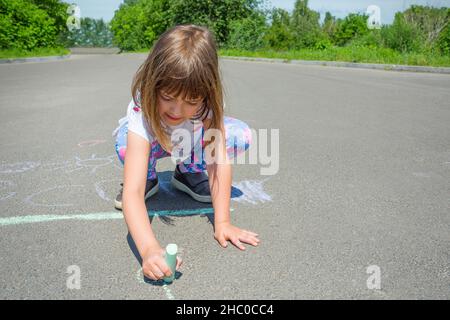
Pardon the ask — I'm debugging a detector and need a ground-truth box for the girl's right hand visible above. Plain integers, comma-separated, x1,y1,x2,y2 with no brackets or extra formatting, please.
142,246,183,281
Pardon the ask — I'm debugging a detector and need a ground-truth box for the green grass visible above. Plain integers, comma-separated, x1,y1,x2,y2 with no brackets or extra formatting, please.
120,48,152,54
3,45,448,67
0,47,70,59
218,46,450,67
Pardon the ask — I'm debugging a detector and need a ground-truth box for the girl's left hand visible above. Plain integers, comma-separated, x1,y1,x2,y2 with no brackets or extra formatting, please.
214,222,260,250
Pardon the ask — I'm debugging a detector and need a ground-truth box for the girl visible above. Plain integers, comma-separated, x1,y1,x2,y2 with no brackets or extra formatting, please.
112,24,260,282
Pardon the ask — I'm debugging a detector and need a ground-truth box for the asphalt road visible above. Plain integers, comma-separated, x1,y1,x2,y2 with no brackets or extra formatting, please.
0,53,449,299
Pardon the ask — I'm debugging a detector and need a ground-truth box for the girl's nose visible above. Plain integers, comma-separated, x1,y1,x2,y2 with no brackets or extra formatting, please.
169,104,183,117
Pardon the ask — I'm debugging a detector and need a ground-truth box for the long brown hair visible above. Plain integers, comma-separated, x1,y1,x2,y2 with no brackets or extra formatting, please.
131,24,225,153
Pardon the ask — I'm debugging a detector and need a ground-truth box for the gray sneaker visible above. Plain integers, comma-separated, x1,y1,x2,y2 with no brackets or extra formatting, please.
171,165,212,203
114,178,159,210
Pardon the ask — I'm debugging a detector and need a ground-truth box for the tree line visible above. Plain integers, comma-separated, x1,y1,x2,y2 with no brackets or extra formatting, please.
111,0,449,55
0,0,114,49
1,0,449,56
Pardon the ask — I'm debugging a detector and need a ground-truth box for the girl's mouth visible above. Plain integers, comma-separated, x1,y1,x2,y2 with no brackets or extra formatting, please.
165,113,182,121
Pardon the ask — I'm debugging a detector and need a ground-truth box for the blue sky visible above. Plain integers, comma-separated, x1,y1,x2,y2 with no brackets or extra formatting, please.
66,0,450,24
271,0,450,24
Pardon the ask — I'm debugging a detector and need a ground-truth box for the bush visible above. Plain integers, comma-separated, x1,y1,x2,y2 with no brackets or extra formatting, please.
29,0,68,36
168,0,263,48
0,0,60,50
403,5,450,49
349,29,383,48
227,12,268,50
436,24,450,55
263,7,295,50
381,12,424,53
313,37,333,50
334,13,369,46
110,0,265,51
290,0,322,49
110,1,155,51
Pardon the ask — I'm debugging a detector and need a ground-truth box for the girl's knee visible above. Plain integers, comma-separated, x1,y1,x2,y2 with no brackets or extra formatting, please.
224,117,252,156
116,144,127,164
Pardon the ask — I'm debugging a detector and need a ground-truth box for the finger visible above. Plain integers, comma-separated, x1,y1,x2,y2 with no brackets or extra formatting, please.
240,233,260,245
231,237,246,250
147,262,165,279
240,235,260,246
142,266,156,280
217,236,228,248
155,260,172,277
176,256,183,270
151,267,164,280
243,233,260,242
144,270,158,281
243,229,259,237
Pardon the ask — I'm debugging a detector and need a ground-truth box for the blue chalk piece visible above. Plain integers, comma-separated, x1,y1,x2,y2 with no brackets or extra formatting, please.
163,243,178,283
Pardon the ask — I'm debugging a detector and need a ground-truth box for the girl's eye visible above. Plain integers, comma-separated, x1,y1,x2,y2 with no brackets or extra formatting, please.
163,95,198,105
161,92,201,105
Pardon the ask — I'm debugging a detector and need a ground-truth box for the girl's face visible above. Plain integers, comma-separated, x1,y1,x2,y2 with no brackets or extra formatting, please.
157,89,204,125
